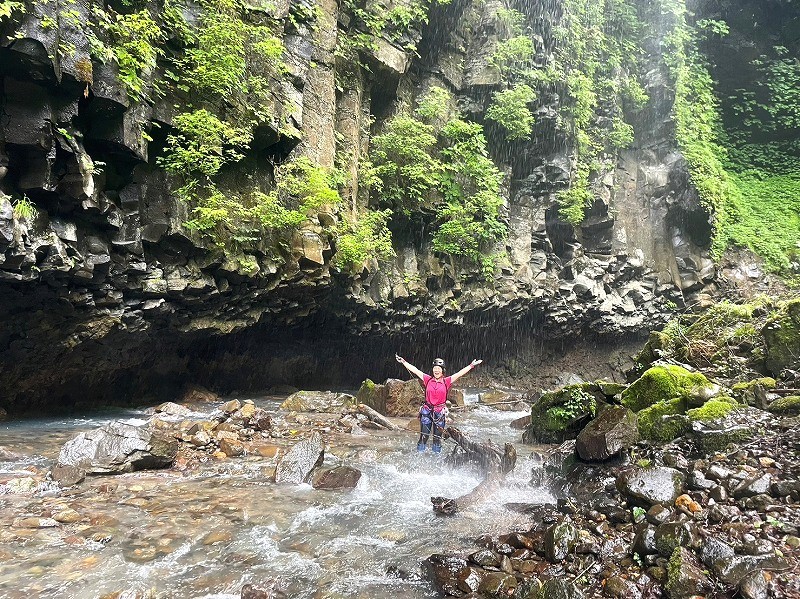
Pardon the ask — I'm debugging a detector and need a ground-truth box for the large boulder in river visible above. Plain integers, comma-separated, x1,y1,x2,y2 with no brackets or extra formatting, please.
274,432,324,484
57,421,178,474
576,406,638,461
356,378,465,416
280,390,354,412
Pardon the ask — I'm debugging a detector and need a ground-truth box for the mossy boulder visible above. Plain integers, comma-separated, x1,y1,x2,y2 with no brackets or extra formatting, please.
524,383,603,444
637,399,690,442
622,365,718,412
596,379,628,397
768,395,800,415
763,298,800,376
666,547,712,598
688,406,772,452
686,396,739,422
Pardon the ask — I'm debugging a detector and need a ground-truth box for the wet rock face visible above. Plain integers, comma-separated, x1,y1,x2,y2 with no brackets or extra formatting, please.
0,0,722,414
617,466,686,507
576,406,639,461
273,431,324,484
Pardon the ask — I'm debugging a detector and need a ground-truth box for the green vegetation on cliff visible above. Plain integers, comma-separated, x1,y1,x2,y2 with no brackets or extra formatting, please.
549,0,647,225
660,0,800,277
367,111,507,276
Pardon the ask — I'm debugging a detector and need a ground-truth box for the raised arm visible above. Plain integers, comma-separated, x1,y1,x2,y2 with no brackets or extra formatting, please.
395,354,426,382
450,359,482,384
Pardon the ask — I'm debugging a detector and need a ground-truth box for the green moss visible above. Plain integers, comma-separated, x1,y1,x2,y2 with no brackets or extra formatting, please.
528,384,601,443
732,378,775,392
596,380,627,397
768,395,800,415
621,365,712,412
637,398,689,442
665,547,683,593
687,397,738,422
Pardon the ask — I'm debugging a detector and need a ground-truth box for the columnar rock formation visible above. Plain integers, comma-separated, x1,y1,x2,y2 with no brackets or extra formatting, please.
0,0,775,413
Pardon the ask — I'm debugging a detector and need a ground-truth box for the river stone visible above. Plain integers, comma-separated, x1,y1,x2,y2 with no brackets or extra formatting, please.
280,390,354,412
457,566,483,593
423,554,470,596
180,384,219,403
274,432,324,484
732,473,772,499
477,571,516,596
617,466,685,506
219,438,245,457
241,581,277,599
311,465,361,489
544,520,577,562
538,579,584,599
576,406,638,461
469,548,501,567
666,547,712,598
739,570,769,599
604,574,641,598
57,421,178,474
711,553,791,586
632,524,657,556
655,521,691,557
510,415,531,429
53,508,82,523
51,464,86,486
154,402,193,417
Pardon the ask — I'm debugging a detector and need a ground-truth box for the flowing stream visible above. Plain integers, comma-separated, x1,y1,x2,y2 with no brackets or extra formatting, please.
0,392,553,598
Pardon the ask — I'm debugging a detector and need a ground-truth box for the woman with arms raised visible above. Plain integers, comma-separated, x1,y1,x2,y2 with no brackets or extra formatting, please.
395,355,482,453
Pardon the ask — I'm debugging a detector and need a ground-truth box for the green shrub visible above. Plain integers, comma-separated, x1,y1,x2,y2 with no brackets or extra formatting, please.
491,35,535,78
335,209,395,269
12,195,37,221
158,109,252,181
416,86,454,126
368,116,443,211
434,119,507,276
103,9,165,100
486,84,537,140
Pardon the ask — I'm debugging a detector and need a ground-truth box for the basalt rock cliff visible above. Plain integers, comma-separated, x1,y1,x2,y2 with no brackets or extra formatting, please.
0,0,793,414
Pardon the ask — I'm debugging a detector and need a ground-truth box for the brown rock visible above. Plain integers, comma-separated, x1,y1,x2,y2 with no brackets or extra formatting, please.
220,438,245,457
312,466,362,489
180,384,219,404
51,464,86,486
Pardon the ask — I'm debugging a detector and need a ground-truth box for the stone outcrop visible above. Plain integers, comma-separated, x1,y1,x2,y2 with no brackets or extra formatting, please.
0,0,731,414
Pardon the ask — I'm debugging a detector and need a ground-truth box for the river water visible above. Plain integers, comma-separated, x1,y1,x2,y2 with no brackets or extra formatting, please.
0,392,554,598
